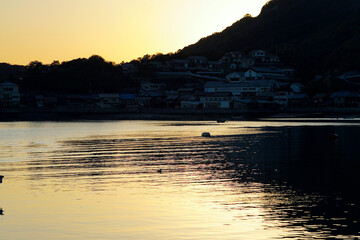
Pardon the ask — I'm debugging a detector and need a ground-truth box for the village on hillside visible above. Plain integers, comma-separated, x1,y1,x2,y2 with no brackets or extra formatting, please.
1,49,360,118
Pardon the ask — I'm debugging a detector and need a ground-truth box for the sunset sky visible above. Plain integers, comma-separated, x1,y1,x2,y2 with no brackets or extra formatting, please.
1,0,269,65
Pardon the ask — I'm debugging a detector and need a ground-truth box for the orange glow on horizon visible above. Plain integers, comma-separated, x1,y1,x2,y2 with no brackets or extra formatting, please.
0,0,269,65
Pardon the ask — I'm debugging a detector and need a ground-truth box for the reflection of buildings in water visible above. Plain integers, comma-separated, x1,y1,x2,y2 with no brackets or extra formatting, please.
208,127,360,239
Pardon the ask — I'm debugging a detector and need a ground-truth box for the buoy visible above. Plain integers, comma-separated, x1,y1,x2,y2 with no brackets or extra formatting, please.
330,133,339,141
202,132,211,137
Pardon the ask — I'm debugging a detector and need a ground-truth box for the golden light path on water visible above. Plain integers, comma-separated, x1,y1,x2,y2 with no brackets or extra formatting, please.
0,120,360,239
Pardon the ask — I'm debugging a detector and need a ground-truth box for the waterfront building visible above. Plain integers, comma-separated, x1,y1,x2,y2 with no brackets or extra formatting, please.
0,82,20,108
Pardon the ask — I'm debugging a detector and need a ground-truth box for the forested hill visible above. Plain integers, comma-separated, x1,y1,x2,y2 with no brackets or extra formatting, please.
177,0,360,80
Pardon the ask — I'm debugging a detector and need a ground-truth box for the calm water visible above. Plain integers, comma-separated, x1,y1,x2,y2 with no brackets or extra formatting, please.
1,120,360,239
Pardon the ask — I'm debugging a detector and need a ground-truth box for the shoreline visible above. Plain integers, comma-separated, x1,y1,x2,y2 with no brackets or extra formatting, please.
1,107,360,122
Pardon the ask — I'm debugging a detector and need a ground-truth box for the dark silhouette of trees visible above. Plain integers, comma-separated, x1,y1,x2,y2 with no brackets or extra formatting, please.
21,55,138,93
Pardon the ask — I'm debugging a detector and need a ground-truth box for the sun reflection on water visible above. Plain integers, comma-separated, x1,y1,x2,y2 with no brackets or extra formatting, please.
1,120,360,239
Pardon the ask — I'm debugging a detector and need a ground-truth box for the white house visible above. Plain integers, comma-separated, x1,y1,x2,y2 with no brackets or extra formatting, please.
249,50,280,63
0,82,20,107
249,50,266,59
244,68,264,80
200,92,233,109
274,91,294,106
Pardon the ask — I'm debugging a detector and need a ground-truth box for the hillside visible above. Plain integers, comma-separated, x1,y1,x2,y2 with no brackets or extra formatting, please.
177,0,360,81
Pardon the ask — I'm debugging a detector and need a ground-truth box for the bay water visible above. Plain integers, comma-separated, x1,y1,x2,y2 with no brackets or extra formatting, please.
0,120,360,239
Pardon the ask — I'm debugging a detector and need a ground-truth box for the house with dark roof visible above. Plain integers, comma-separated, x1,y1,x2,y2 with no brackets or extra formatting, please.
95,93,120,108
0,82,20,107
169,59,190,71
245,67,288,81
204,80,278,98
331,91,360,107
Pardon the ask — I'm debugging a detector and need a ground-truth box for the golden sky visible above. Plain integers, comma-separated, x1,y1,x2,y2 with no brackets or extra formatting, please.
0,0,269,65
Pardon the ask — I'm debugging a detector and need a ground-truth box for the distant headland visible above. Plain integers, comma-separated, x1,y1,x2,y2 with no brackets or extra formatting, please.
2,0,360,120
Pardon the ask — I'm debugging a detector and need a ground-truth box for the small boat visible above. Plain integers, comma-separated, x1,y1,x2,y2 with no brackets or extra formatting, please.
0,175,3,183
201,132,211,137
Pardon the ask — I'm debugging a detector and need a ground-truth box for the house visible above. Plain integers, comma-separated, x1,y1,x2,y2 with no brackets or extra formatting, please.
120,93,137,108
331,91,349,107
96,93,120,108
181,101,203,109
121,63,138,74
233,99,276,110
170,59,190,71
244,68,264,80
290,83,304,93
0,82,20,108
141,82,166,92
245,67,288,81
188,56,208,65
313,93,331,106
225,72,247,82
221,52,243,63
249,50,266,61
263,53,280,63
201,92,233,109
221,52,255,71
136,97,152,108
279,66,296,80
166,94,180,108
331,91,360,107
256,99,278,109
274,90,294,107
239,57,255,69
339,71,360,80
207,61,223,72
35,95,44,107
43,95,58,107
177,88,195,95
67,94,95,107
339,71,360,85
204,80,278,97
233,99,253,111
288,94,310,107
